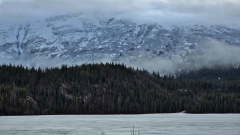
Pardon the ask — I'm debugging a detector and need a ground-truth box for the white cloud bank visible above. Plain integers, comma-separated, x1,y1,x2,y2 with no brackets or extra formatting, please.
122,40,240,73
0,0,240,27
185,40,240,69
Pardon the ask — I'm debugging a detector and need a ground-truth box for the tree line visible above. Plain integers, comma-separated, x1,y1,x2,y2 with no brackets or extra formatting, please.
0,63,240,115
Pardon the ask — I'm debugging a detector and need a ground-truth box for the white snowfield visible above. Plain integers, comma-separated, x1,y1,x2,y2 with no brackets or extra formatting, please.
0,114,240,135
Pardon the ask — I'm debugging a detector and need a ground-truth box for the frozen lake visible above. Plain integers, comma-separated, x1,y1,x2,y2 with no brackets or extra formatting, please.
0,114,240,135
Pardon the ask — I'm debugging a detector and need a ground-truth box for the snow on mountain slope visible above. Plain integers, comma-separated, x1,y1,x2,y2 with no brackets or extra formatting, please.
0,12,240,72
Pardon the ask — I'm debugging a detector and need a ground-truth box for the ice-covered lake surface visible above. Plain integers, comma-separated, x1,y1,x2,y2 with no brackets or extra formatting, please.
0,114,240,135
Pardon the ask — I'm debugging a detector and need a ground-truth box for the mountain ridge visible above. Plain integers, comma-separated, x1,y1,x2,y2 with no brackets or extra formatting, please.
1,12,240,72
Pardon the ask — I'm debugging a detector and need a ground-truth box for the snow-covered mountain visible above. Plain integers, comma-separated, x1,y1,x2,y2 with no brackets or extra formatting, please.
1,12,240,71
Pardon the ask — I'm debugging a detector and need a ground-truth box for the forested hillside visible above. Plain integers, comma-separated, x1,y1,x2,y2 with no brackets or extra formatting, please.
0,63,240,115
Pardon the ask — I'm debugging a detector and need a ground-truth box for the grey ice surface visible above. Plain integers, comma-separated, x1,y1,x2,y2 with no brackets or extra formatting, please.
0,114,240,135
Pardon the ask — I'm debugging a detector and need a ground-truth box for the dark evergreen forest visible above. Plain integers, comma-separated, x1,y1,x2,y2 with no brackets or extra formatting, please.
0,63,240,115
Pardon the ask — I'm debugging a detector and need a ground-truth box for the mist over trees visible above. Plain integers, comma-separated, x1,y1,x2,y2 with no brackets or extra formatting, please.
0,63,240,115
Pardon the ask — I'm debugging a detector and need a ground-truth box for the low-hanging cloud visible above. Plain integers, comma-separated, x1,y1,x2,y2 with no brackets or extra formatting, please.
185,40,240,70
0,0,240,27
113,39,240,74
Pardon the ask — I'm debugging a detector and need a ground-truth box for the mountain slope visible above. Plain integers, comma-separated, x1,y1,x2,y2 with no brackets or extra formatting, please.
1,12,240,70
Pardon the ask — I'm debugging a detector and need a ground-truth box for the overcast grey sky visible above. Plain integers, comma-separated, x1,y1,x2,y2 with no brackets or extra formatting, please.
0,0,240,26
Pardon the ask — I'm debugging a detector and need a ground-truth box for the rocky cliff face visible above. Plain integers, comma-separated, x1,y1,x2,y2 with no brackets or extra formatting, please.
1,12,240,70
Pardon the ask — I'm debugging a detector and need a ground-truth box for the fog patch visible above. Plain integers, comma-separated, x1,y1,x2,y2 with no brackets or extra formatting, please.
116,40,240,73
130,57,177,74
0,56,113,69
0,57,68,68
185,40,240,70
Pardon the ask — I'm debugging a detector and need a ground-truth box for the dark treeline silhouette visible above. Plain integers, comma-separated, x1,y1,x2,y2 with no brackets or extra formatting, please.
0,63,240,115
